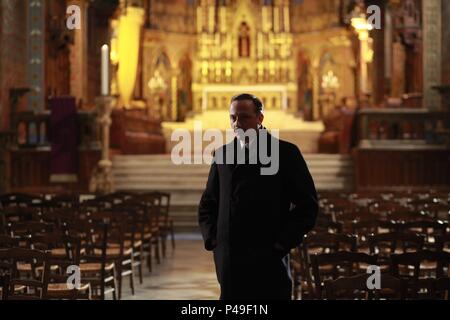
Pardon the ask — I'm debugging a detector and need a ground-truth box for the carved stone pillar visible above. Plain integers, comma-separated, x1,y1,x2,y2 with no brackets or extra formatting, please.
89,96,117,194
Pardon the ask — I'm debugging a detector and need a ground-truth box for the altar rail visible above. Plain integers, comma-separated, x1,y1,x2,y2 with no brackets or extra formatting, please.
353,108,450,191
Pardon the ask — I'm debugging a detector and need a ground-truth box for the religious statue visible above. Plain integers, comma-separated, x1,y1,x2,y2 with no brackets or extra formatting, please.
238,22,250,58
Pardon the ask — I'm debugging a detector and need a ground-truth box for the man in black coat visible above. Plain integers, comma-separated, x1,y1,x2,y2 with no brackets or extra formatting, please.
198,94,318,300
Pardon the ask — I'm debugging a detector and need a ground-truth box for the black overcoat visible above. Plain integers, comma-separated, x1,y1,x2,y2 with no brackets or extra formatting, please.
198,133,318,300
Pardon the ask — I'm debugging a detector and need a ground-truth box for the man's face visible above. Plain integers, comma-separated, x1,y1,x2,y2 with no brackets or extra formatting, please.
229,99,264,133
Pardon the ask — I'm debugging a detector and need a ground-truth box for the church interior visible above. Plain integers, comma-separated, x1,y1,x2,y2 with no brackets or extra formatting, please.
0,0,449,300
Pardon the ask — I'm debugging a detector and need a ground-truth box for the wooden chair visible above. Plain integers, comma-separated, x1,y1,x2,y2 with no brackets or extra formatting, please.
370,201,412,219
351,219,399,236
0,248,51,300
0,193,43,208
49,194,81,208
314,219,343,234
398,220,448,249
324,273,405,300
70,220,117,300
151,191,175,256
303,232,357,255
435,234,450,252
311,251,378,299
6,221,54,238
30,233,91,300
432,277,450,300
409,200,449,219
89,211,134,299
368,232,425,272
136,193,163,269
105,203,145,285
0,235,20,249
0,273,10,300
351,219,399,253
390,250,450,299
292,232,355,299
1,207,42,226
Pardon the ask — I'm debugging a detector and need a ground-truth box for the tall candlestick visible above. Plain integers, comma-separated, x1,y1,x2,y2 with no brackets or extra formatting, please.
101,44,110,96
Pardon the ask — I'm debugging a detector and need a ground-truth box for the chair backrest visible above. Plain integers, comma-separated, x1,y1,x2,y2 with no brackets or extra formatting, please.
368,232,425,256
351,219,399,236
398,220,448,243
1,207,42,225
435,234,450,252
370,201,412,218
433,277,450,300
89,211,130,252
390,250,450,283
303,232,357,254
0,273,10,300
314,218,343,234
31,233,81,264
324,273,405,300
389,209,431,221
6,221,54,239
0,235,20,249
0,193,42,208
152,192,171,216
0,248,51,300
311,251,378,299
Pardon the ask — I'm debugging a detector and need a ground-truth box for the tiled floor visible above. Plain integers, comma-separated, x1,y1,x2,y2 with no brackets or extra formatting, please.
121,234,220,300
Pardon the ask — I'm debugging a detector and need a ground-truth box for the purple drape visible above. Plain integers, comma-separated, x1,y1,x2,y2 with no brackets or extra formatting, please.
49,96,78,183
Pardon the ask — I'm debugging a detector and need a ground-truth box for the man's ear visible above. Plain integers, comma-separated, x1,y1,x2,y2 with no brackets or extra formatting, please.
259,113,264,124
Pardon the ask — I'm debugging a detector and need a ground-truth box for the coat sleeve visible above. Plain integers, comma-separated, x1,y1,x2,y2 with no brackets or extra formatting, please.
277,144,318,252
198,158,220,251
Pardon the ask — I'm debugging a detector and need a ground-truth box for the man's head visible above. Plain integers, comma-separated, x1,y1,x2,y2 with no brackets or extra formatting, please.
229,93,264,133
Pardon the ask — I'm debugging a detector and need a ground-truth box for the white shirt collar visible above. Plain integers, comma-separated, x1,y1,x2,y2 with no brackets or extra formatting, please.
239,136,255,149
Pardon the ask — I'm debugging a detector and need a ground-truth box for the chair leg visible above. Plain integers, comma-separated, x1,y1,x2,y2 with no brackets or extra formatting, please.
129,271,135,296
146,241,153,272
133,247,144,285
112,267,118,301
170,222,175,250
162,233,167,258
138,263,143,284
116,263,123,300
154,237,161,265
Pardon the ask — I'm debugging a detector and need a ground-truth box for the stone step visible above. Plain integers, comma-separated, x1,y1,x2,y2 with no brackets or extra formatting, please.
114,167,353,179
113,153,352,161
114,180,353,192
112,153,355,232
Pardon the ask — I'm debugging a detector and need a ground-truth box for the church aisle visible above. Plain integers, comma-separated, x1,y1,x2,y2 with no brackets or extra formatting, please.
121,237,220,300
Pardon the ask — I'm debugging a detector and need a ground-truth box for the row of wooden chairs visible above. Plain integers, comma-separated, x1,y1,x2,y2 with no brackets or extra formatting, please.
293,240,450,300
0,191,175,300
323,273,450,300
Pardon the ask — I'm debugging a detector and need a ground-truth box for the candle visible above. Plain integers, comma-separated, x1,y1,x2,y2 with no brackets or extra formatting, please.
101,44,110,96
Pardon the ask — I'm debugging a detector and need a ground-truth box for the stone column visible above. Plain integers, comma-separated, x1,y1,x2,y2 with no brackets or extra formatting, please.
27,0,46,112
68,0,89,104
442,0,450,86
422,0,442,109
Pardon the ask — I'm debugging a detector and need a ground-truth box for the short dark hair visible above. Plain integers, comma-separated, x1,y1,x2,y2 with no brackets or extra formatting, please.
231,93,264,114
